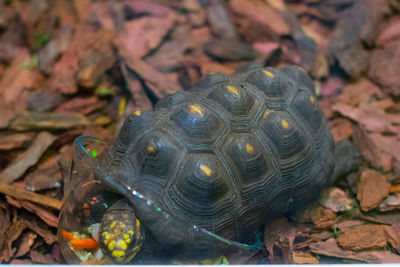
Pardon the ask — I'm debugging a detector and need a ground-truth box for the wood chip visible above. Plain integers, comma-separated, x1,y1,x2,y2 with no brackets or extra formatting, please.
0,132,57,184
122,51,181,99
0,183,61,210
357,169,391,212
319,187,354,212
15,231,37,257
384,224,400,254
30,250,56,264
26,219,57,245
292,251,319,264
337,224,387,250
310,238,400,263
0,133,34,150
9,112,89,131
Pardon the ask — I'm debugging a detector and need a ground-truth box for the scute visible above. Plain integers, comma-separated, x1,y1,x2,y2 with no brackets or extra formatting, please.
155,91,187,109
291,89,322,133
113,111,154,156
222,133,277,187
167,153,238,221
132,131,183,186
170,103,227,147
258,110,314,164
245,68,294,101
208,84,255,117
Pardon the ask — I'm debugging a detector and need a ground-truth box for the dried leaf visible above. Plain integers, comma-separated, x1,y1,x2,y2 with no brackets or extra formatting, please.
320,76,345,97
337,78,383,107
38,26,73,75
120,63,152,110
329,118,353,144
369,40,400,96
337,224,387,250
0,50,44,107
352,127,397,171
27,91,65,112
0,132,57,184
122,52,181,99
114,11,176,58
204,37,258,62
76,38,116,88
48,25,113,94
55,96,106,115
357,169,391,212
332,102,400,135
207,1,238,39
229,0,290,43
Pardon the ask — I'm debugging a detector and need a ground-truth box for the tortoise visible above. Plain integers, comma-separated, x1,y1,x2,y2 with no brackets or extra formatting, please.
58,64,334,264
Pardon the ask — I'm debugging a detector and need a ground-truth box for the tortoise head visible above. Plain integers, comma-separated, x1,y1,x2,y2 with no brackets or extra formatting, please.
99,200,145,264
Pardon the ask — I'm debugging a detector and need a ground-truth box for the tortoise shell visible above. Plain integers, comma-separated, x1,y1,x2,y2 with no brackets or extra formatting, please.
101,64,334,248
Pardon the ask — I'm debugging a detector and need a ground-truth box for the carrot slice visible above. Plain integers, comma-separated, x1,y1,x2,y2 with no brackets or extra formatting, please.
70,238,99,250
62,230,75,241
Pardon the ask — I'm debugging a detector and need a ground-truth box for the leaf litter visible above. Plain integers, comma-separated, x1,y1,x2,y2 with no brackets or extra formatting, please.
0,0,399,264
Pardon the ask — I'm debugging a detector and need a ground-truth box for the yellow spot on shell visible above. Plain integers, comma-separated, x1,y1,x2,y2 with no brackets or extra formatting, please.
200,164,213,176
245,143,254,154
310,95,315,104
226,85,239,96
108,241,115,251
281,119,290,129
102,231,109,237
147,145,156,154
129,230,134,236
189,104,203,116
110,222,116,229
263,110,273,118
112,250,125,258
134,110,141,116
117,240,127,250
263,70,274,78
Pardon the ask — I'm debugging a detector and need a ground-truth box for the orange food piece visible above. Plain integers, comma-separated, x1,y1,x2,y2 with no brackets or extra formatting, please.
82,259,104,265
62,230,75,241
63,230,99,250
70,238,99,250
391,185,400,193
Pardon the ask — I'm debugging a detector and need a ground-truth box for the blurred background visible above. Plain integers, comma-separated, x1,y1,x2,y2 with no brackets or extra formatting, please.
0,0,400,264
